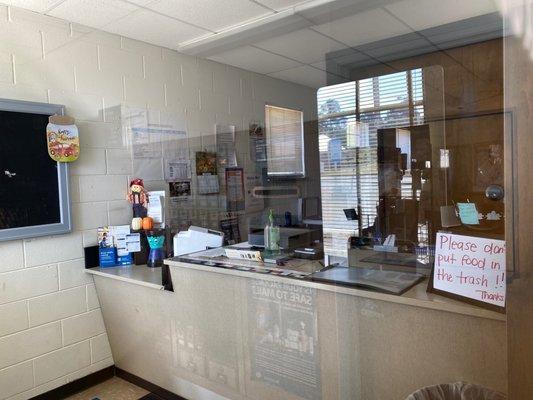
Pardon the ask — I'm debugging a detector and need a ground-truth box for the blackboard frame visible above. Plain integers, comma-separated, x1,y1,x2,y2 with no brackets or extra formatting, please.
0,98,71,241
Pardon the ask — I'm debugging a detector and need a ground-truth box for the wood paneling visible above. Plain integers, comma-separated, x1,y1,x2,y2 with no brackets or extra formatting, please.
351,40,506,240
350,39,504,118
504,35,533,399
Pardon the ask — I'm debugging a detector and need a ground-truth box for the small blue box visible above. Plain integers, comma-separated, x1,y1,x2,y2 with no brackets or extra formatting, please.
116,253,133,266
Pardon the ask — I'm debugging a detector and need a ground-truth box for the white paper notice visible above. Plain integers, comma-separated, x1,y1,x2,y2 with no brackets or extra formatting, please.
433,232,506,307
110,225,131,256
148,191,165,227
165,160,191,181
125,233,141,252
197,174,219,195
215,124,237,167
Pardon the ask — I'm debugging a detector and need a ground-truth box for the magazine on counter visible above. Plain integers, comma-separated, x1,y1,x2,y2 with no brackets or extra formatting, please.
310,266,424,295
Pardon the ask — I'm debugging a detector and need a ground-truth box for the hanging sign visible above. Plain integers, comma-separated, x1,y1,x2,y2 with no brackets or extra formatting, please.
46,115,79,162
428,232,506,310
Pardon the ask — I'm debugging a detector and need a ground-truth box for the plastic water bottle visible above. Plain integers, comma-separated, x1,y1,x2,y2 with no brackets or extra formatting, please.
264,209,280,252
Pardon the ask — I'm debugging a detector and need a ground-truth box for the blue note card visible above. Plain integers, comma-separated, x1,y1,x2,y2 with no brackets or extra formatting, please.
457,203,479,225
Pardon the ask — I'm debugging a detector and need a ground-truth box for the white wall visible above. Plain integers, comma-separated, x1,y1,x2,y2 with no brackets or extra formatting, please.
0,5,317,399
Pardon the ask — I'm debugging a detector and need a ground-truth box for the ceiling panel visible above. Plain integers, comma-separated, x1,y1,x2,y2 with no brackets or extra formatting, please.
313,7,411,48
143,0,271,32
254,0,312,11
3,0,503,90
254,28,347,64
123,0,156,5
107,9,210,49
310,50,368,78
47,0,138,28
208,45,302,74
311,60,327,71
385,0,498,31
268,65,335,88
1,0,63,12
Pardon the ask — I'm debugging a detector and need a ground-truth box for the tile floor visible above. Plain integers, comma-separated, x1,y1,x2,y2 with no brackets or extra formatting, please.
64,377,150,400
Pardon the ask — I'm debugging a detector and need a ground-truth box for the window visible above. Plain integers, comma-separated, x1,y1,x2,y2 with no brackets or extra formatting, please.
317,68,425,257
265,105,305,177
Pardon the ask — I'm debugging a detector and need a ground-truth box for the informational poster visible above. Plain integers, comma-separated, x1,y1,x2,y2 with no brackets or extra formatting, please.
169,181,191,201
248,279,321,400
124,108,153,158
219,217,241,245
125,233,141,252
249,122,266,163
433,232,506,307
225,167,245,212
147,191,165,228
195,151,217,175
196,151,219,195
216,124,237,168
166,160,191,181
124,106,188,182
198,175,219,195
101,225,131,256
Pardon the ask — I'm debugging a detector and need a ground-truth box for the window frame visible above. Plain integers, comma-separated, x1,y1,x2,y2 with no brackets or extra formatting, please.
264,103,306,178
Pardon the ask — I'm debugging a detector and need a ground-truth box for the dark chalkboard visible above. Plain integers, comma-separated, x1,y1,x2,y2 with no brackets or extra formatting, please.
0,99,71,241
0,111,60,229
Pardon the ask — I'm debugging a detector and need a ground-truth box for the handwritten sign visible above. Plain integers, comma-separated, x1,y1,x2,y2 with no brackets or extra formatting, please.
433,232,506,307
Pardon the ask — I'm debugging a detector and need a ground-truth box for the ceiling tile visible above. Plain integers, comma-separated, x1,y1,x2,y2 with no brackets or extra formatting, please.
208,45,301,74
313,7,411,48
144,0,271,32
254,0,311,11
254,28,347,64
310,57,352,80
268,65,333,88
106,9,210,49
384,0,499,31
47,0,138,28
124,0,156,5
311,60,326,71
1,0,63,13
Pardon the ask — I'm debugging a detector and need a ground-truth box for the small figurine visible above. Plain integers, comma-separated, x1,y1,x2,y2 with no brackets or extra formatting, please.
127,178,148,219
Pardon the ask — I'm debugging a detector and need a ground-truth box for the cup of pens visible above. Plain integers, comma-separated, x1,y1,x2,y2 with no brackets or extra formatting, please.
146,231,165,268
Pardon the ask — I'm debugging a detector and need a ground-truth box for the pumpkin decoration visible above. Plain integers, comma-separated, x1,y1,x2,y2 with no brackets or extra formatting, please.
142,216,154,230
131,217,142,231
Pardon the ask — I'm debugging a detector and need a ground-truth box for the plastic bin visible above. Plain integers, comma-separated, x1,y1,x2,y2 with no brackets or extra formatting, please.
405,382,506,400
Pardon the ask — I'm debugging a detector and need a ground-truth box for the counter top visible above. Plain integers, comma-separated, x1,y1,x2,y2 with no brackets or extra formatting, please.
165,257,506,322
84,254,505,322
85,264,164,290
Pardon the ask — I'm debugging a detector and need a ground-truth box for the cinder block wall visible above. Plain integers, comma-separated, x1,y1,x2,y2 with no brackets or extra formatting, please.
0,5,317,399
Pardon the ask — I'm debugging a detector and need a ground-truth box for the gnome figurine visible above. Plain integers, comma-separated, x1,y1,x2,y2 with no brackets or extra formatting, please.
127,178,148,220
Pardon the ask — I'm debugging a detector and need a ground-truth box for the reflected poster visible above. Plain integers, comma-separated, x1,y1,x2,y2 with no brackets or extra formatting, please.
248,279,321,400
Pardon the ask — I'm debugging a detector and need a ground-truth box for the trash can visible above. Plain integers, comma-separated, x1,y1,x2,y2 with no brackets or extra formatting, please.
405,382,506,400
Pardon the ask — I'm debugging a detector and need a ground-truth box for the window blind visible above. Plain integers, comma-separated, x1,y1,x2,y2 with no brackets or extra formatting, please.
265,105,305,176
317,68,424,257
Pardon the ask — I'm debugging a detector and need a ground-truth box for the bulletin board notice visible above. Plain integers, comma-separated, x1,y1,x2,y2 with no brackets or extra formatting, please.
430,232,506,308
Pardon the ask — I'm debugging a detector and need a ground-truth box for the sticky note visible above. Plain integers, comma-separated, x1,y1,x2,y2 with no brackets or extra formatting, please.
457,203,479,225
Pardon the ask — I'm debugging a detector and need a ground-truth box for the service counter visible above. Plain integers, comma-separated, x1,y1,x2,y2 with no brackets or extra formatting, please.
86,254,507,400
